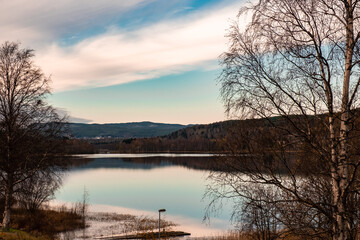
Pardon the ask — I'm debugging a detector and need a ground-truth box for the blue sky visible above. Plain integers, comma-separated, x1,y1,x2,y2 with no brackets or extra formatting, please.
2,0,246,124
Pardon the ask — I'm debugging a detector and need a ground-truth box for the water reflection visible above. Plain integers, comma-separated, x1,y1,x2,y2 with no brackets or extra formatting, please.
55,154,233,237
71,153,220,171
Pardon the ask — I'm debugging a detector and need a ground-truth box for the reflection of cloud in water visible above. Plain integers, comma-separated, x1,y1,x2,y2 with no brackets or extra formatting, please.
56,155,234,238
58,166,221,220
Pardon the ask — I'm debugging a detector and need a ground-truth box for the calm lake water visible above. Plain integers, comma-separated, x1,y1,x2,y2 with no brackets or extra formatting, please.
54,154,234,237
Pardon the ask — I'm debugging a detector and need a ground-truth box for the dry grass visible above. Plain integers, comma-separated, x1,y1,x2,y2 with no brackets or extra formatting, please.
12,209,82,233
208,231,329,240
0,229,51,240
207,231,252,240
0,204,85,239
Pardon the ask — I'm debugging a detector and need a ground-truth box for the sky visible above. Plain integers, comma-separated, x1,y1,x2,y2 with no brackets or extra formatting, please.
1,0,246,124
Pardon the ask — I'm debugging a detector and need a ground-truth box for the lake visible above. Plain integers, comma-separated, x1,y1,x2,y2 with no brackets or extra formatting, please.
54,154,234,238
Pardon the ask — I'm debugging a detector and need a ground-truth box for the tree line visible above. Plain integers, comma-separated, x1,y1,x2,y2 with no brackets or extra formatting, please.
64,120,236,153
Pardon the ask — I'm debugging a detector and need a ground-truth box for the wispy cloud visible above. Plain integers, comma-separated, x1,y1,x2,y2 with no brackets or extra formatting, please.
0,0,245,92
0,0,146,47
39,3,244,91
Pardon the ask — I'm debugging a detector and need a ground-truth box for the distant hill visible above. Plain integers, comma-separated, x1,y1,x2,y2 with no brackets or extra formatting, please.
64,120,235,153
68,121,189,139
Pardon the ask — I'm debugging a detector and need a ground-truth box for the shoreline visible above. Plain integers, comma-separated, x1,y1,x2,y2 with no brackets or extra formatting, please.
50,201,230,239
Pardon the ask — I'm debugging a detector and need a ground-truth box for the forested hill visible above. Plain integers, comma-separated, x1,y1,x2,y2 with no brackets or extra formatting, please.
68,121,189,138
65,118,286,153
65,120,238,153
115,120,240,153
165,121,231,140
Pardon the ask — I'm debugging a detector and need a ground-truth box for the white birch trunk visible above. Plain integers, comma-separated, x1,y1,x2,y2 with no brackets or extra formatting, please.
2,183,13,231
331,1,354,239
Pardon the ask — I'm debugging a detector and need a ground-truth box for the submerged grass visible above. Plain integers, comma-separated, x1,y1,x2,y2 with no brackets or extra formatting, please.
62,211,178,239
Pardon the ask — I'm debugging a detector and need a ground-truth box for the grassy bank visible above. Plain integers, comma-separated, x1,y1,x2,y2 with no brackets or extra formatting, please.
0,229,50,240
0,205,86,240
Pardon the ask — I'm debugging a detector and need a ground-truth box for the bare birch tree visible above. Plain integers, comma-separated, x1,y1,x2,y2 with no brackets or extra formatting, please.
207,1,360,240
0,42,66,230
15,171,63,213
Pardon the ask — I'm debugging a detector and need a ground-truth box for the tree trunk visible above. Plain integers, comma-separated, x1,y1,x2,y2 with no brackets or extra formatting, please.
2,180,13,231
331,1,355,239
